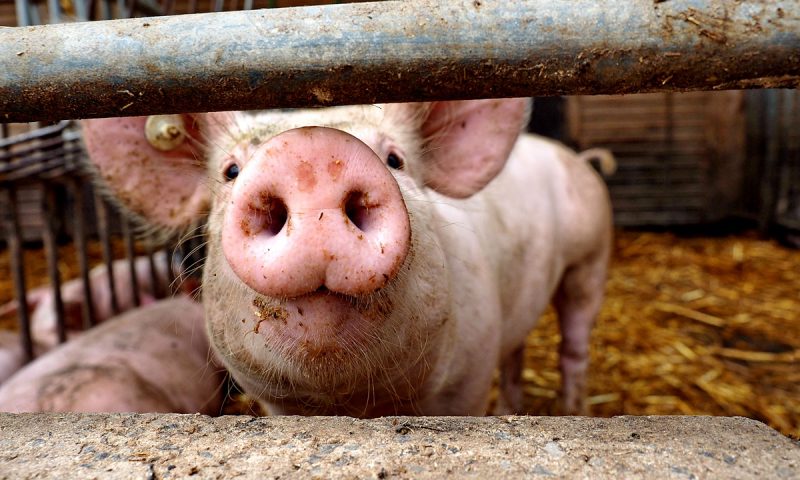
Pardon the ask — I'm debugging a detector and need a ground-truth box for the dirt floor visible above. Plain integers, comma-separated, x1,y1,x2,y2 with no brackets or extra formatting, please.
1,230,798,438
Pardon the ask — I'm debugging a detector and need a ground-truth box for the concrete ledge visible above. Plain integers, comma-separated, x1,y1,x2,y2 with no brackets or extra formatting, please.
0,414,797,479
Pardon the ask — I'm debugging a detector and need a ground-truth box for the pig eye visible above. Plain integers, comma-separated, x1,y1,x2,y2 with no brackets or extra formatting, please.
224,163,240,181
386,152,404,170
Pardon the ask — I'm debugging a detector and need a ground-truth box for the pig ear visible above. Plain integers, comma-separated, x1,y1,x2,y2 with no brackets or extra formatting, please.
418,99,530,198
81,112,229,232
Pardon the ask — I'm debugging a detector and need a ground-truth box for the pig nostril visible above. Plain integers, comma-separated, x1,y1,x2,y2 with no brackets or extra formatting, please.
344,191,373,231
264,197,288,236
245,196,288,237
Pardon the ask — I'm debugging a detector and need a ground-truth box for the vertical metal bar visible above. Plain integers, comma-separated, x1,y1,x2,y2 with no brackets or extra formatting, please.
125,0,136,18
99,0,112,20
1,187,33,362
14,0,30,27
28,1,41,26
74,0,89,20
775,90,791,220
145,243,162,300
94,194,119,315
120,217,141,307
47,0,61,24
163,0,175,15
68,177,95,329
41,184,67,344
87,0,98,20
759,90,781,232
214,0,224,12
243,0,253,10
165,246,176,295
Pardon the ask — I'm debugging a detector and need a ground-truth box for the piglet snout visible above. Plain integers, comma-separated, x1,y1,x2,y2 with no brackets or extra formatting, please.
222,127,410,298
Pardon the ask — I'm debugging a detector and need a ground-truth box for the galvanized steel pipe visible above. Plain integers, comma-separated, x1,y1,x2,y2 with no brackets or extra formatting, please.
1,0,799,122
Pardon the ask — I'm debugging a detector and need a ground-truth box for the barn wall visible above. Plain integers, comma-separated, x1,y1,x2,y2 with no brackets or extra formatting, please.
566,91,746,226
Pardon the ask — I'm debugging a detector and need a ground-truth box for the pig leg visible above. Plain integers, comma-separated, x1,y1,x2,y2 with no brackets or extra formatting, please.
553,255,608,415
495,345,525,415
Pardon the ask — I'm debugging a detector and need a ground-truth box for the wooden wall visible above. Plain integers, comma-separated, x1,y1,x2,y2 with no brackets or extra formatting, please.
566,91,746,226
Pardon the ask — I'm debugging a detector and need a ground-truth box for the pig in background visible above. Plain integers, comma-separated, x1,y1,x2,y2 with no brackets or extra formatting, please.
0,251,203,385
68,98,613,417
0,296,224,414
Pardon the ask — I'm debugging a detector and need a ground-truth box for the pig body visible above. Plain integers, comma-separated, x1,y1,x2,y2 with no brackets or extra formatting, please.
0,331,30,385
0,296,223,414
0,252,172,352
82,100,612,417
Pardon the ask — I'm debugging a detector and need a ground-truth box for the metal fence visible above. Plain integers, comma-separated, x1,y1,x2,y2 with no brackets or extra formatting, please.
0,0,799,365
0,0,241,364
2,1,798,122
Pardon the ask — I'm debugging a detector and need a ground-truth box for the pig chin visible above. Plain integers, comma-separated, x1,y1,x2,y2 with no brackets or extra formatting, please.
251,290,391,356
216,289,402,401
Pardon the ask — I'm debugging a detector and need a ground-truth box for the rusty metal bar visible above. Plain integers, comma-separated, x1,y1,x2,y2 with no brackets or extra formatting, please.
47,0,61,24
145,244,162,299
120,217,141,307
2,0,799,122
41,184,67,345
74,0,90,21
165,246,176,295
0,187,33,362
93,193,120,315
68,177,96,329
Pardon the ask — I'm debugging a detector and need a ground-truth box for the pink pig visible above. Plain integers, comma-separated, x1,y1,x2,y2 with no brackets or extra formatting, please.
81,99,613,417
0,296,223,414
0,251,184,352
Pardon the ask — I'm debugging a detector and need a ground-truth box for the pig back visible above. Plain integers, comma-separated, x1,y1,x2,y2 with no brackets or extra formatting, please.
431,134,612,356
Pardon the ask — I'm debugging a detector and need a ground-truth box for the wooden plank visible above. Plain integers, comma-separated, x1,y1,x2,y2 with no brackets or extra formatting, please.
577,118,708,132
579,131,707,144
606,176,706,187
613,210,706,226
609,185,708,198
597,144,708,156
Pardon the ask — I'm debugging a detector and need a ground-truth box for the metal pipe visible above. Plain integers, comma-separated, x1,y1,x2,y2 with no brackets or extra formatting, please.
1,187,33,362
1,0,798,123
165,246,176,295
47,0,61,24
759,89,781,232
120,217,141,307
41,184,67,345
74,0,90,21
14,0,31,27
93,193,120,315
68,177,96,329
99,0,112,21
145,244,162,299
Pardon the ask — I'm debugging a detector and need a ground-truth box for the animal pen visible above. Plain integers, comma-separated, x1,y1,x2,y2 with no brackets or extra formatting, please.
0,0,799,477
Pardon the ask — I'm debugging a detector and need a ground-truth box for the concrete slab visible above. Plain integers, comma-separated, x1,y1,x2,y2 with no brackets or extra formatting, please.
0,414,797,479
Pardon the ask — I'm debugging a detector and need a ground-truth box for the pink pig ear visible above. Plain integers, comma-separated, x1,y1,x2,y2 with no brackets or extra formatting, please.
81,112,229,232
417,98,530,198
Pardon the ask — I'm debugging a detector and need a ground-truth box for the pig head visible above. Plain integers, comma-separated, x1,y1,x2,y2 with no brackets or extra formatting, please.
81,100,612,416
